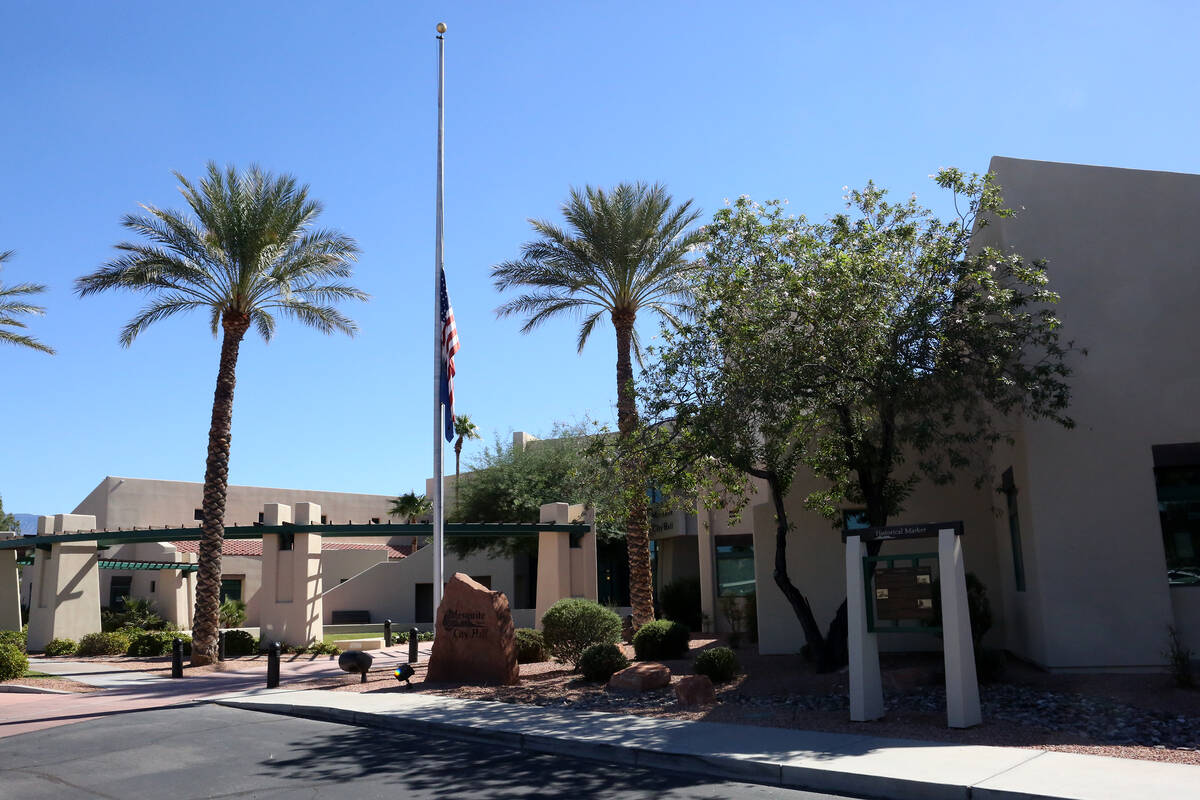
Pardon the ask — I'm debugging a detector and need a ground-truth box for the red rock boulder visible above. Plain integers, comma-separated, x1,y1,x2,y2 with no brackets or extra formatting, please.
674,674,716,706
608,661,670,692
426,573,519,686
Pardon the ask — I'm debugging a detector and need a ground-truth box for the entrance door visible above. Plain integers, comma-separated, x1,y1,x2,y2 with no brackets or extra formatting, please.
415,583,433,624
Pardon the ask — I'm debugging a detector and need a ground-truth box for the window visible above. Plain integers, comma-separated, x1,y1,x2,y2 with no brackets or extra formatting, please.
842,510,871,534
715,534,755,597
220,578,243,603
1154,443,1200,586
108,576,132,610
193,508,204,521
1001,468,1027,592
149,580,156,593
415,583,433,624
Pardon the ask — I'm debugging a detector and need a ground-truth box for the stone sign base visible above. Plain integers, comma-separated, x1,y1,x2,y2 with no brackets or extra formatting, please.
426,573,519,686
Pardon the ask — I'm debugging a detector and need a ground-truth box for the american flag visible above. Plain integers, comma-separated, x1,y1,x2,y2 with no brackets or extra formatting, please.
439,267,459,442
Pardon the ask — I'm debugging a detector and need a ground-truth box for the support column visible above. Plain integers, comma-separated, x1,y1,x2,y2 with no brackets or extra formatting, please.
696,501,716,633
535,502,573,629
0,534,22,632
26,514,101,652
294,502,323,646
259,503,292,644
568,505,596,602
159,549,197,630
939,528,981,728
847,534,884,721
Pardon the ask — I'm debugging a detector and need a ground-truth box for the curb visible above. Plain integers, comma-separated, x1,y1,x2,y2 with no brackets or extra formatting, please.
0,685,72,695
213,698,1032,800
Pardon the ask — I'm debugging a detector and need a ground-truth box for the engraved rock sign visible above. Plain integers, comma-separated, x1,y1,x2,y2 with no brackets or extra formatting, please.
426,572,519,685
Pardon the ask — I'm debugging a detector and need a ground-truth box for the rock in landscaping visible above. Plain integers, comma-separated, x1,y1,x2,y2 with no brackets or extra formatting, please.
675,674,716,706
426,573,519,686
608,661,670,692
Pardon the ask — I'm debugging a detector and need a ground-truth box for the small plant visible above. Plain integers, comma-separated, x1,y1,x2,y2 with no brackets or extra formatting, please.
119,597,168,631
694,646,740,683
126,631,191,658
44,638,77,657
660,577,703,632
632,619,690,661
0,642,28,682
0,629,26,654
540,598,622,668
515,628,548,663
720,596,746,649
77,631,132,656
218,598,247,628
222,630,258,657
307,641,340,655
579,642,629,683
395,631,436,644
1166,625,1195,689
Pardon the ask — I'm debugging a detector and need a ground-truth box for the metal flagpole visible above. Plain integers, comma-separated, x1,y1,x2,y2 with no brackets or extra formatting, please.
432,21,447,619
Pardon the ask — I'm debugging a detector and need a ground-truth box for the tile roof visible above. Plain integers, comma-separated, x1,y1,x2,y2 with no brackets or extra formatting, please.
170,540,409,559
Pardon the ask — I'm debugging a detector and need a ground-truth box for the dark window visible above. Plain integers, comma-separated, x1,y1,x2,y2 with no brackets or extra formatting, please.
371,517,381,524
220,578,243,603
715,534,755,597
842,509,871,533
320,515,328,525
470,575,492,589
258,512,265,524
108,576,132,610
149,580,156,593
415,583,433,623
193,508,204,521
1154,444,1200,586
1001,468,1027,591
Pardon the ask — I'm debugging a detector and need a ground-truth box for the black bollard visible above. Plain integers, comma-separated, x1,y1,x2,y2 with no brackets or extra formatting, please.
218,630,226,662
408,627,420,664
267,641,281,689
171,638,183,679
384,619,393,647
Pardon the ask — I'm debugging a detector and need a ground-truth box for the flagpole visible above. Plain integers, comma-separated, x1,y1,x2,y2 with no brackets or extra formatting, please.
432,21,447,620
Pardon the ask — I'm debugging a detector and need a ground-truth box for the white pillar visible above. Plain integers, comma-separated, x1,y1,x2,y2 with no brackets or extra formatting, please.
0,534,22,632
535,502,572,629
26,514,101,651
939,528,981,728
294,502,323,646
846,534,884,721
159,549,196,630
259,503,323,646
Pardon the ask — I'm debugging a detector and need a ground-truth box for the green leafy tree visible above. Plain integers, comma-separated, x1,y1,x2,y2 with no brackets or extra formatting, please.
0,251,54,354
637,170,1076,670
0,495,17,533
452,414,481,514
390,491,432,524
76,163,366,665
492,183,705,627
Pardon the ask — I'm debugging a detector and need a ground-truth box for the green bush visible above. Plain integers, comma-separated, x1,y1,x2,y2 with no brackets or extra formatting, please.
396,631,436,643
307,641,340,655
541,598,622,668
580,642,629,683
126,631,191,658
0,642,28,681
44,638,77,657
219,598,247,628
976,646,1007,684
660,577,703,632
633,619,690,661
222,630,258,657
77,631,132,656
0,629,26,654
694,646,740,682
515,628,548,663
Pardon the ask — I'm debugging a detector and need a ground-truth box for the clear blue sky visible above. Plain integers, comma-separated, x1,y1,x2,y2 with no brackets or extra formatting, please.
3,1,1198,517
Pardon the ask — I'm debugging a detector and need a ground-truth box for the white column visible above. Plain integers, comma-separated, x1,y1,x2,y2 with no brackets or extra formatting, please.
26,514,101,651
294,502,323,646
535,502,572,629
159,549,196,630
939,528,982,728
0,534,22,632
847,534,884,721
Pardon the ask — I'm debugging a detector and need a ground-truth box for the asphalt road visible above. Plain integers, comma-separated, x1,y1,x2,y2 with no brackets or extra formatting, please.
0,704,857,799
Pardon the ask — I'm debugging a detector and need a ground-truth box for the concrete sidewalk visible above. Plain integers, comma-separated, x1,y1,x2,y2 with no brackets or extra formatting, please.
214,689,1200,800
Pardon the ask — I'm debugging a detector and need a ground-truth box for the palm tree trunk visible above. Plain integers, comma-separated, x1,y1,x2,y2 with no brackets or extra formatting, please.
191,312,250,666
613,312,654,628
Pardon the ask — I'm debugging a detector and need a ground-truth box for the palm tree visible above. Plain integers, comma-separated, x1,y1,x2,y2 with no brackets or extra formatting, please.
452,414,481,514
76,163,366,664
390,491,432,524
1,251,55,354
492,182,704,627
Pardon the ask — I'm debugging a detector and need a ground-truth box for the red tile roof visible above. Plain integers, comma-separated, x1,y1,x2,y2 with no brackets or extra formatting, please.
170,540,408,559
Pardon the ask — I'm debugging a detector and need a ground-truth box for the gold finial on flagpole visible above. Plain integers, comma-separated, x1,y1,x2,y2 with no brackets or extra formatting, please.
436,22,447,34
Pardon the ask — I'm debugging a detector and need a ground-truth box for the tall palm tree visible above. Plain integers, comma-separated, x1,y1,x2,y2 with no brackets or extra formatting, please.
452,414,481,514
76,163,366,664
492,182,704,627
0,251,55,354
390,491,432,524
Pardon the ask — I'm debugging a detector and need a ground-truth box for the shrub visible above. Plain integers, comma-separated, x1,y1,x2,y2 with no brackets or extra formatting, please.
540,598,622,668
976,647,1007,684
126,631,191,658
307,641,340,655
1165,626,1195,689
0,642,28,681
44,638,77,657
633,619,690,661
119,597,168,631
395,630,436,644
694,646,740,682
660,577,703,632
515,628,548,663
222,630,258,657
77,631,132,656
580,642,629,683
0,629,26,654
219,598,247,628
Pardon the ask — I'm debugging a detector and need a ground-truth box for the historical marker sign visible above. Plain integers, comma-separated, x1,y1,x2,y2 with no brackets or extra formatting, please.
873,566,935,621
845,520,964,542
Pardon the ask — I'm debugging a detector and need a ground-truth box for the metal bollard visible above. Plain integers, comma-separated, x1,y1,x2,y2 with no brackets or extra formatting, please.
267,641,281,689
218,630,227,662
408,627,420,664
171,638,184,678
384,619,393,648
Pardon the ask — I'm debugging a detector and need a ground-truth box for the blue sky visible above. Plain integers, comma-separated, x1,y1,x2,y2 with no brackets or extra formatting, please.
2,1,1198,518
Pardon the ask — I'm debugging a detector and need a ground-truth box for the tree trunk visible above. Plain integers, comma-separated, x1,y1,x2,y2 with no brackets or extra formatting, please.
614,311,655,628
191,312,249,666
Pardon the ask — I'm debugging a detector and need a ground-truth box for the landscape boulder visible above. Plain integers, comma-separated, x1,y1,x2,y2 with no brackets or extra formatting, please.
674,674,716,706
608,661,670,692
426,573,519,686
